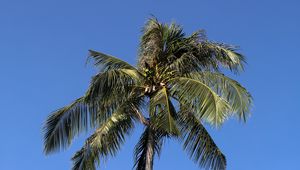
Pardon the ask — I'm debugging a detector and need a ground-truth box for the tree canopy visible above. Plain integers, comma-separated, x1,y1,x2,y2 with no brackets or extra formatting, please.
43,18,252,170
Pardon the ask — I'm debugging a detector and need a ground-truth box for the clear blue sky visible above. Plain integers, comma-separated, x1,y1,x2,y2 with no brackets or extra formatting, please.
1,0,299,169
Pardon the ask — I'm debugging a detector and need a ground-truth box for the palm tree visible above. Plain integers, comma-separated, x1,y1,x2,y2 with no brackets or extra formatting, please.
43,18,252,170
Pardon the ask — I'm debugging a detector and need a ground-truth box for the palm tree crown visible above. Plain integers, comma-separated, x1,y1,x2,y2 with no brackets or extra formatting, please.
43,18,252,170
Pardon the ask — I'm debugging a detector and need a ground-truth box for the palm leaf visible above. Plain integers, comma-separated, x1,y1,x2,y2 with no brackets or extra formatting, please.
190,72,252,121
43,97,91,154
138,18,186,71
199,42,246,73
72,107,137,170
161,31,245,75
169,77,231,127
71,92,145,170
85,68,144,112
44,68,145,155
150,87,179,136
178,108,226,170
88,50,136,71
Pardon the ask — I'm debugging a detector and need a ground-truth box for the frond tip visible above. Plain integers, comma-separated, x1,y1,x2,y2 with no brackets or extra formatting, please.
178,111,226,170
88,50,135,71
43,97,90,154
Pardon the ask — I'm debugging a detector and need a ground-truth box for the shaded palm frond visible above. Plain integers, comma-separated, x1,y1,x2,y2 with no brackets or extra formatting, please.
85,68,145,119
88,50,136,71
199,42,246,73
157,22,185,64
72,92,145,170
157,31,212,76
86,68,144,101
150,87,179,136
138,18,187,71
43,97,92,154
138,18,165,69
44,70,145,155
161,30,245,76
84,69,145,130
72,110,136,170
169,77,231,127
161,29,203,67
133,127,164,170
189,72,252,121
177,108,226,170
164,52,201,76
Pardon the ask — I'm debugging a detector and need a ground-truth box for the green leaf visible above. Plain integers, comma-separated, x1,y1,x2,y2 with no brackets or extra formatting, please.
43,97,92,154
88,50,136,71
159,31,245,76
169,77,231,127
200,42,246,73
71,92,145,170
85,69,144,117
150,87,180,136
72,110,135,170
177,108,226,170
192,72,252,121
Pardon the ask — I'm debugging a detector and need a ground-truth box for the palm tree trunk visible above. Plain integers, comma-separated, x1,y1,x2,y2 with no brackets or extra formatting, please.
145,128,154,170
145,95,155,170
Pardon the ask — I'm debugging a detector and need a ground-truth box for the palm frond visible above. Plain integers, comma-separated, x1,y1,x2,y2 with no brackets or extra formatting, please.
150,87,179,136
83,69,144,131
88,50,136,71
44,69,145,155
189,72,252,121
43,97,91,154
85,68,144,112
199,42,246,73
72,111,135,170
177,108,226,170
138,18,164,69
169,77,231,127
133,127,163,170
138,18,186,71
158,22,185,63
160,30,245,75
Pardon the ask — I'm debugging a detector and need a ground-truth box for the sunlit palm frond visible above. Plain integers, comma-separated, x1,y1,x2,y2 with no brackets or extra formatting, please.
88,50,136,71
150,87,179,136
43,97,91,154
177,108,226,170
72,109,136,170
169,77,232,127
133,127,163,170
189,72,252,121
